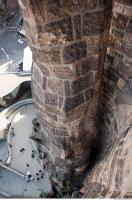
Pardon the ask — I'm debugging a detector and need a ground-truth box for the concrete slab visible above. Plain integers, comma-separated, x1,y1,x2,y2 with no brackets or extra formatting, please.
0,166,26,197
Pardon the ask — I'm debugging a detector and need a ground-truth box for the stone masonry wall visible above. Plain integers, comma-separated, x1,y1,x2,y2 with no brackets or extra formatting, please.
17,0,132,196
18,0,106,172
82,1,132,198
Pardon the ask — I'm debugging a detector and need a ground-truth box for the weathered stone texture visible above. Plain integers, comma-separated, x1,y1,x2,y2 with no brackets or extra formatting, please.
18,3,132,197
72,15,81,40
37,47,61,65
83,10,104,36
82,1,132,198
63,93,84,112
18,0,105,172
63,41,87,64
37,16,73,45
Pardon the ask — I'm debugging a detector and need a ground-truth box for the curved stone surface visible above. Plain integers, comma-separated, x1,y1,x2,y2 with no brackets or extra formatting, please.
18,0,106,172
17,0,132,197
81,1,132,198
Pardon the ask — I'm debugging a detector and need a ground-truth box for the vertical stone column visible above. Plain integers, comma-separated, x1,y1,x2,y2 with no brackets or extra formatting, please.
82,1,132,198
100,0,132,148
18,0,106,172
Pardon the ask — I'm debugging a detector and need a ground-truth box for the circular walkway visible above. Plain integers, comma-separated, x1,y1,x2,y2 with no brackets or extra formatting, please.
0,101,51,197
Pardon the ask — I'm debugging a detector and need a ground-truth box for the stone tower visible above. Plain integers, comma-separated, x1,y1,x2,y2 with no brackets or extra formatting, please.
18,0,132,197
18,0,107,173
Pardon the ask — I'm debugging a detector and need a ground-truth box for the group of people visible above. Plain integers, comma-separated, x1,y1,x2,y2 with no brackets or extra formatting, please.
22,149,47,183
24,169,44,183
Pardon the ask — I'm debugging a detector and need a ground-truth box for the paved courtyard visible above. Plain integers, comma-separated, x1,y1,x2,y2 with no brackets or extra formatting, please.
0,103,52,197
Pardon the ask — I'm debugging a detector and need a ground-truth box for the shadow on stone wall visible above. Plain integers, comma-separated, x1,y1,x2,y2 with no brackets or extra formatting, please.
81,0,132,198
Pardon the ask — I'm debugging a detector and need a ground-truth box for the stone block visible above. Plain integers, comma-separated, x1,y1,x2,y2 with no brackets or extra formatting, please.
46,111,57,122
45,92,58,106
115,84,132,105
75,61,86,77
84,56,99,71
112,13,128,30
71,75,89,95
63,41,87,64
64,81,71,96
116,59,132,79
83,11,104,36
41,117,54,133
115,35,132,57
39,63,51,76
47,79,64,96
61,101,89,123
35,83,45,101
111,28,124,41
62,0,87,15
87,36,100,55
75,56,99,77
38,47,61,64
33,93,43,107
64,74,96,96
45,104,66,118
44,0,61,22
63,93,85,112
52,65,76,79
38,16,73,45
